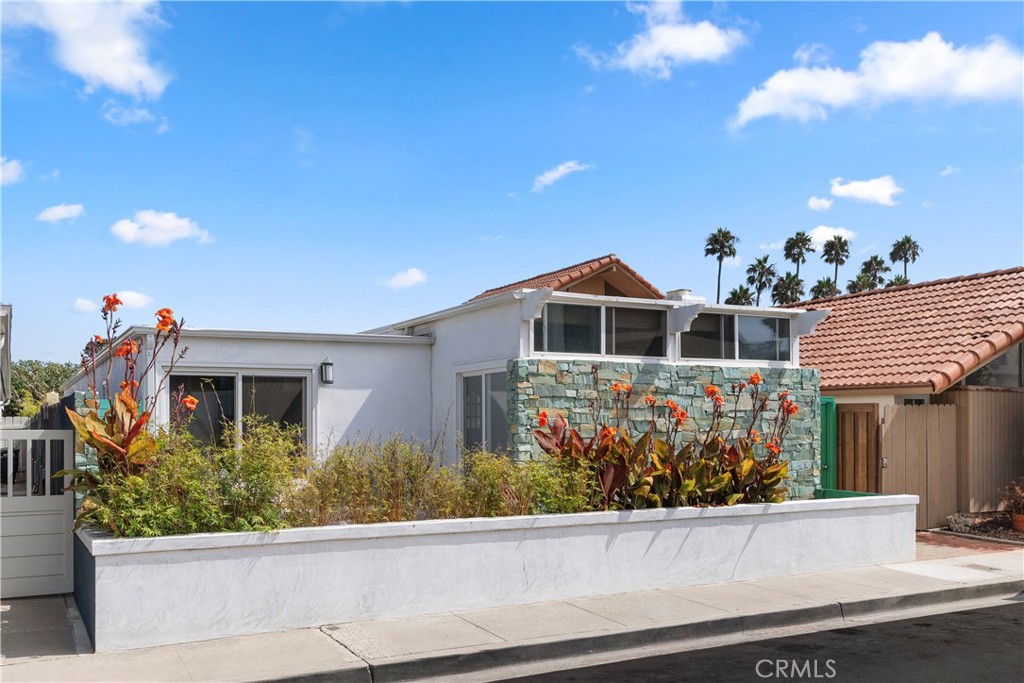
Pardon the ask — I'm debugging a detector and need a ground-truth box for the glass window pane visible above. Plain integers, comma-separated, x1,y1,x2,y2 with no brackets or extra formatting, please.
542,304,601,354
462,375,483,450
610,308,666,357
485,372,508,452
170,375,235,446
242,376,306,437
680,314,734,359
738,316,791,361
966,343,1022,387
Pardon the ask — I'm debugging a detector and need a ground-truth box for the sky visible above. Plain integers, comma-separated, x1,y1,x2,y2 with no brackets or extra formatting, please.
2,1,1022,362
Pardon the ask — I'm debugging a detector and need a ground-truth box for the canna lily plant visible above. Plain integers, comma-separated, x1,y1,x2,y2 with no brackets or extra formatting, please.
58,295,197,530
532,372,799,511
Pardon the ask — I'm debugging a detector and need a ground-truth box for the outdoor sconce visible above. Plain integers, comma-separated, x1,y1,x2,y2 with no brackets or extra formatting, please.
320,359,334,385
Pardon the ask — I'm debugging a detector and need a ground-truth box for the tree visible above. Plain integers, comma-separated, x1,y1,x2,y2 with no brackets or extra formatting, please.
745,255,777,306
847,272,877,294
7,360,77,417
821,235,850,288
725,285,754,306
783,231,815,280
771,272,804,305
886,274,910,288
889,235,922,280
860,255,891,289
810,277,840,300
704,227,739,304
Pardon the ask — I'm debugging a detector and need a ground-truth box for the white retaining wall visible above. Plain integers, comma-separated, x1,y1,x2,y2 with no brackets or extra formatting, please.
78,495,918,652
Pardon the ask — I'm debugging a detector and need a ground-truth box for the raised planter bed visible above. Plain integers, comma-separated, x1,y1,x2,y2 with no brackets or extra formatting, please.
75,494,918,652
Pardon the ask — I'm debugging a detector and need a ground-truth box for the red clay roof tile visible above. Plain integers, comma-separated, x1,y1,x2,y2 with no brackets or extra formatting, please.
787,267,1024,393
467,254,664,302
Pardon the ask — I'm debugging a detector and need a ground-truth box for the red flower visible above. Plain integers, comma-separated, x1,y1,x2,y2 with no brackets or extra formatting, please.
102,293,123,313
712,394,725,407
537,411,549,428
114,339,138,358
600,426,618,439
749,372,763,386
750,429,762,444
705,385,721,398
665,399,679,411
180,395,199,412
644,395,657,407
93,335,105,345
778,390,790,400
672,408,688,425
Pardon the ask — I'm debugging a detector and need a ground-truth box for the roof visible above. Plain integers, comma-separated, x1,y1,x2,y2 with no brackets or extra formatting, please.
789,267,1024,393
467,253,664,302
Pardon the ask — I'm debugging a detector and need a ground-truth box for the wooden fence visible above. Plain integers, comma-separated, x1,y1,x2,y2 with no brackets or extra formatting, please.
880,404,957,529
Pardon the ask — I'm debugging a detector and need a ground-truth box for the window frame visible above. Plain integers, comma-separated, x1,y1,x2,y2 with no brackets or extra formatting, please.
163,364,316,447
532,302,669,361
457,367,510,453
678,312,794,366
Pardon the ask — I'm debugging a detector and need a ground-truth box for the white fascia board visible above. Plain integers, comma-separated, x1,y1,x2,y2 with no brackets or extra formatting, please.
363,291,524,333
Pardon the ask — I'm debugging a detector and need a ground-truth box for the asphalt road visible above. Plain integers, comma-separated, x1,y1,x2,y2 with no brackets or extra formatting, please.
505,603,1024,683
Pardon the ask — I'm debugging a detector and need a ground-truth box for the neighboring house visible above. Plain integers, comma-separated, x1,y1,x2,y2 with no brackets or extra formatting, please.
792,267,1024,525
63,254,828,496
1,304,11,415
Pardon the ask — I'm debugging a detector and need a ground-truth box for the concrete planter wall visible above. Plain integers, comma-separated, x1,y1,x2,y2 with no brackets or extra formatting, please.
76,495,918,652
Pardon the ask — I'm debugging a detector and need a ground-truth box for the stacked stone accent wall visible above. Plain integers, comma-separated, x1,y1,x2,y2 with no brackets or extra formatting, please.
508,359,821,499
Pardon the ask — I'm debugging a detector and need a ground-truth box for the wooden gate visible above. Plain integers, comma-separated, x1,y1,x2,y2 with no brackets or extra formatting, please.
836,404,879,493
0,429,74,598
880,404,958,529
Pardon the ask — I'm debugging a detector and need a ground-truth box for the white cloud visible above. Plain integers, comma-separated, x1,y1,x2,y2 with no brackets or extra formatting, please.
532,160,593,193
111,209,211,247
380,268,427,290
39,168,60,181
807,196,833,211
732,32,1023,129
1,157,25,185
118,290,153,309
73,298,97,313
940,164,960,177
830,175,904,206
101,100,169,132
922,200,935,209
724,254,743,268
793,43,832,67
36,203,85,224
3,0,170,99
809,225,857,250
574,1,746,80
758,240,784,251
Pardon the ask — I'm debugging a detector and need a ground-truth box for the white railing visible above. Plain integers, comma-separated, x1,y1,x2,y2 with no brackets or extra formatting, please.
0,429,73,499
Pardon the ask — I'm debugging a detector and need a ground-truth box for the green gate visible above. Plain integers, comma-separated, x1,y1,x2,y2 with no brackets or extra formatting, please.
819,396,837,490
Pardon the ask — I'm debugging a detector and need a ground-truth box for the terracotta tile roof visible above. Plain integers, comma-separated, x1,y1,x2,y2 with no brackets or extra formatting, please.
788,267,1024,393
467,253,664,302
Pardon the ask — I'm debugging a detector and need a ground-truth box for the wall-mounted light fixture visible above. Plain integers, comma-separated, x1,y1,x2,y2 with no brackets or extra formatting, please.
320,359,334,385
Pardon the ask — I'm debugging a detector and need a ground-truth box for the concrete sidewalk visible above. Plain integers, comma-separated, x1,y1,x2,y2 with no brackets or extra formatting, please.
2,536,1021,683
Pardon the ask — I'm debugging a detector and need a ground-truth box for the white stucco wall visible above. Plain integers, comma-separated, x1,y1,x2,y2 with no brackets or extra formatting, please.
78,494,919,652
409,299,523,462
64,329,433,455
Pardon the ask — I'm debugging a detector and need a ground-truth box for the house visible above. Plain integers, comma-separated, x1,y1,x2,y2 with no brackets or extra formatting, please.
791,267,1024,526
63,255,828,497
1,304,11,414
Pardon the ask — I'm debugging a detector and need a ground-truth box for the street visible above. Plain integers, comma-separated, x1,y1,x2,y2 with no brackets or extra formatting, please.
505,603,1024,683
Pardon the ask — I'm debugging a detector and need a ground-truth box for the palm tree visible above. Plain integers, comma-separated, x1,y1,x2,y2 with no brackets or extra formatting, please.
889,235,922,280
821,235,850,288
886,274,910,288
860,255,891,289
810,277,840,300
783,231,815,280
725,285,754,306
704,227,739,304
745,256,777,306
771,272,804,305
847,272,877,294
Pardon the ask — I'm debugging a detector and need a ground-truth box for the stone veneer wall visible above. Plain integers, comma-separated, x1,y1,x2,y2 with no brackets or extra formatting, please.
507,359,821,499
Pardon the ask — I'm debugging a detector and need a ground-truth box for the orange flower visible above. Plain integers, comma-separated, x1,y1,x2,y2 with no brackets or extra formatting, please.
785,402,799,416
644,395,657,407
778,390,790,400
712,394,725,407
180,395,199,412
120,380,140,390
600,426,618,439
93,335,105,345
705,385,721,398
154,308,175,332
672,408,688,425
156,308,173,318
610,382,632,394
537,411,549,428
665,399,679,411
749,372,763,386
750,429,762,444
102,293,123,313
766,441,782,456
114,339,138,358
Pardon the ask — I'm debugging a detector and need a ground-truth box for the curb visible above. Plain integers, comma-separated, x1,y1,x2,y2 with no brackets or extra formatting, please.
353,579,1023,683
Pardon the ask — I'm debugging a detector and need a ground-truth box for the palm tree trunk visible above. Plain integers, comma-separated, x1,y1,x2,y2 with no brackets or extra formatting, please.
716,258,723,304
795,261,800,280
904,260,908,279
833,263,839,289
755,289,761,306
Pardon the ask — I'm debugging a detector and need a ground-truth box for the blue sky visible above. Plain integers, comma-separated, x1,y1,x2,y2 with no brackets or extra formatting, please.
3,1,1022,362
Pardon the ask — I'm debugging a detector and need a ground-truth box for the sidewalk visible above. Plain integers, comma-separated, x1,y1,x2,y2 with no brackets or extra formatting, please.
2,535,1021,683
